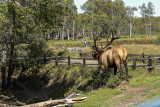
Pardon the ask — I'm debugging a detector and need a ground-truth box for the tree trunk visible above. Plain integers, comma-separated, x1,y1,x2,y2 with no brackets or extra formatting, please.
68,28,70,40
145,19,148,35
83,26,85,40
117,27,121,37
149,17,152,35
1,50,6,90
129,17,132,38
91,14,94,38
62,17,66,41
1,67,6,91
6,0,16,89
72,20,75,40
6,63,15,89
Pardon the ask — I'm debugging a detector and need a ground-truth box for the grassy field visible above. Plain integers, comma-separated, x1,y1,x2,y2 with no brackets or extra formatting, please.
47,35,158,48
74,68,160,107
47,35,160,56
124,44,160,55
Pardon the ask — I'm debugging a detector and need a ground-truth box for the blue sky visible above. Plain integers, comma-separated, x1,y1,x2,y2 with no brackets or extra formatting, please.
74,0,160,17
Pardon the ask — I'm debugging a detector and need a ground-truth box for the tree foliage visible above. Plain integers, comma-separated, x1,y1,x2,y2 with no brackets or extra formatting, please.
0,0,65,89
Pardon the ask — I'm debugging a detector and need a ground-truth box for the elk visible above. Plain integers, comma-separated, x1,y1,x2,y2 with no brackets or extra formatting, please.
88,34,128,82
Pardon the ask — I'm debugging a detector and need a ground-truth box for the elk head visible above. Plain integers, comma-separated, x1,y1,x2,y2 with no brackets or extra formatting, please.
88,33,119,59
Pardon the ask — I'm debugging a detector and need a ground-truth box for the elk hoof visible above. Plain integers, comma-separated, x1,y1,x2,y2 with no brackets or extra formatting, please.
118,81,129,90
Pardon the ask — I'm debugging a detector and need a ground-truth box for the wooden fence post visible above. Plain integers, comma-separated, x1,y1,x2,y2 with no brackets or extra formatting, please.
68,56,70,66
55,56,58,66
83,57,86,67
1,66,6,91
148,56,154,72
142,53,145,64
133,57,136,70
148,56,152,66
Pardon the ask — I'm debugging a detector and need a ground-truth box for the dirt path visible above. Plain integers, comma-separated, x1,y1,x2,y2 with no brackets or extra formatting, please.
105,83,157,107
50,59,99,65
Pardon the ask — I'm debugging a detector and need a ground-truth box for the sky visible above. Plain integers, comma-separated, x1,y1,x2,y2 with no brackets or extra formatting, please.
74,0,160,17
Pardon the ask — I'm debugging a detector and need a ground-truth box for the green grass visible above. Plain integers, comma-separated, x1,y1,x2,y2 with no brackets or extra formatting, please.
47,39,86,47
74,67,160,107
47,35,158,48
124,44,160,55
144,89,160,100
47,35,160,56
107,95,133,107
129,68,160,87
142,78,160,93
74,88,122,107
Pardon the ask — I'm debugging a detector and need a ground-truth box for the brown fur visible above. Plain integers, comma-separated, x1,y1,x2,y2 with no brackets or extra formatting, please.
93,46,128,82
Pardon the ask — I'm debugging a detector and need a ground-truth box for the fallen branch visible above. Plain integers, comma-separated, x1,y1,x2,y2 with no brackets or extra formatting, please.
0,95,86,107
0,95,26,106
21,97,87,107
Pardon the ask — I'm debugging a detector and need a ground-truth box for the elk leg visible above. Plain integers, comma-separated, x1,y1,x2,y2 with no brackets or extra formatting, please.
114,66,117,75
98,62,102,72
115,57,123,81
124,59,129,82
118,66,123,81
104,66,109,82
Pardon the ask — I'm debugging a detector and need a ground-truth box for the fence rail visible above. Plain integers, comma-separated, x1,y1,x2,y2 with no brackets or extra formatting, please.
44,53,160,72
1,53,160,72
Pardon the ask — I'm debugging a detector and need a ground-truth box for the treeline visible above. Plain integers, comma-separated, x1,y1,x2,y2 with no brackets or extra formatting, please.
76,0,160,38
44,0,160,40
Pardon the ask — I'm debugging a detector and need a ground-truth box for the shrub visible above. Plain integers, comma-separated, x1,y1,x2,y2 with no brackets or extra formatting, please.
107,74,121,88
27,96,43,104
155,35,160,45
28,38,47,58
45,48,55,57
57,49,79,58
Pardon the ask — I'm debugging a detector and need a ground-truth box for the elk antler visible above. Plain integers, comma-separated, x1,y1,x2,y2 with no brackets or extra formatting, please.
88,36,101,52
88,31,119,52
101,31,119,50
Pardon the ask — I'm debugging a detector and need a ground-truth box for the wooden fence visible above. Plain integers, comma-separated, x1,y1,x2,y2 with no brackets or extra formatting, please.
3,53,160,72
42,53,160,72
127,53,160,71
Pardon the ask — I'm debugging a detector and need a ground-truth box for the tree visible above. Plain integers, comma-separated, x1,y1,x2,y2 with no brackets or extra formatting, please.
127,6,137,37
0,0,64,90
58,0,77,40
147,2,155,35
139,2,155,35
81,0,128,37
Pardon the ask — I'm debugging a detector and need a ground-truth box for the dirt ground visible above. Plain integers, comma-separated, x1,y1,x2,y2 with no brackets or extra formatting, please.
105,82,157,107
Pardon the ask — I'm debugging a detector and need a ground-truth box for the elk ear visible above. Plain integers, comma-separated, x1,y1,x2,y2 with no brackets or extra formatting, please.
92,53,98,59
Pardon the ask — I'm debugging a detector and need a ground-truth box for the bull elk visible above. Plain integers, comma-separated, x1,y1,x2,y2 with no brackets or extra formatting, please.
88,34,128,82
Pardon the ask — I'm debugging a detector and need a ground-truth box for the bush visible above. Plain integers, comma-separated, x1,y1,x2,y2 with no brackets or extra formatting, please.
155,35,160,45
45,48,55,57
57,49,79,58
12,79,24,91
27,96,43,104
28,38,47,58
107,74,121,88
